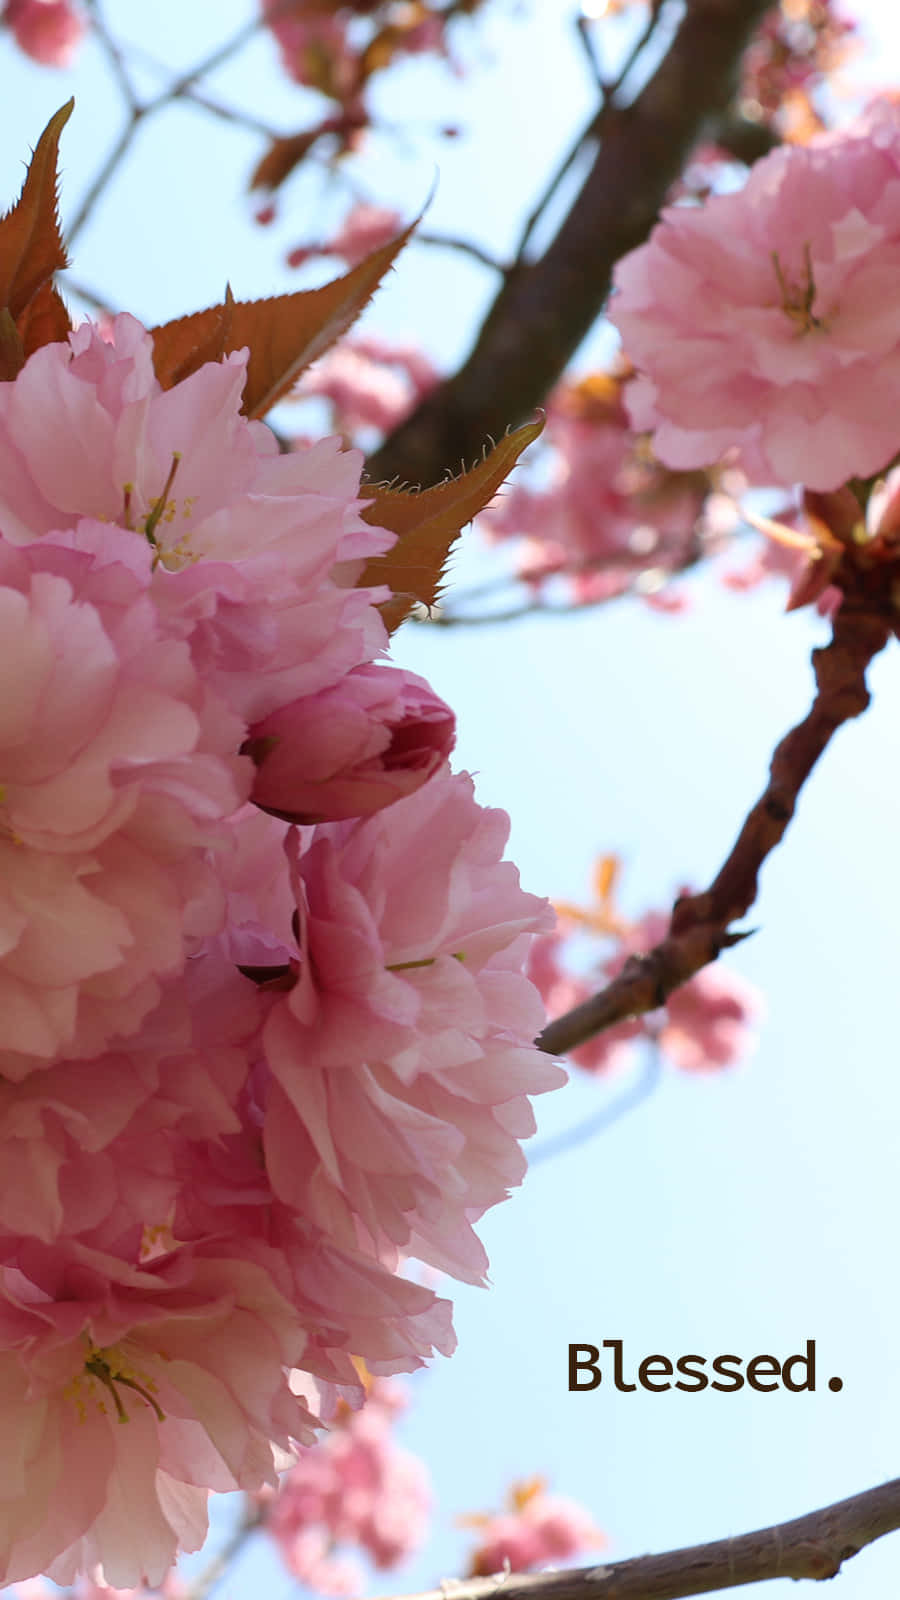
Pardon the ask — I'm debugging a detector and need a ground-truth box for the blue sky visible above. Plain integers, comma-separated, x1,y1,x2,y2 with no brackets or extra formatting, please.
2,3,900,1597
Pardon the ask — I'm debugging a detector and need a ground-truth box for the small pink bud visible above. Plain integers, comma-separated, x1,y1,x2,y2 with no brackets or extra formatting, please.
245,664,456,824
5,0,85,66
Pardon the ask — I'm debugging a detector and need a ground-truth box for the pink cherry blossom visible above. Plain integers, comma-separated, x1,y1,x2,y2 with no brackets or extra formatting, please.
661,963,762,1072
479,372,714,613
0,529,247,1072
262,1378,430,1592
466,1482,605,1577
0,1249,321,1590
0,301,566,1591
740,1,855,135
610,109,900,489
262,770,564,1282
262,2,360,102
0,313,402,1068
299,336,439,438
245,664,456,824
325,204,405,268
4,0,85,66
0,317,394,724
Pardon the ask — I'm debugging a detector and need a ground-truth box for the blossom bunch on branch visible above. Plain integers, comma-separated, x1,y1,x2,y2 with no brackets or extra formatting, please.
0,105,562,1591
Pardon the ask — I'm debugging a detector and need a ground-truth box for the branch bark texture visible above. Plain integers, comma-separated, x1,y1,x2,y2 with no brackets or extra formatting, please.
367,0,775,488
538,598,892,1058
386,1476,900,1600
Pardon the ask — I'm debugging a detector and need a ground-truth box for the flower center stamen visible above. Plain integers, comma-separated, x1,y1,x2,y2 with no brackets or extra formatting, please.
771,244,825,334
67,1343,166,1426
143,452,183,549
386,952,466,971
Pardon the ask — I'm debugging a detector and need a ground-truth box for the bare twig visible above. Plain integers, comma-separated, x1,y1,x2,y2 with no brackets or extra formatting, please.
386,1474,900,1600
513,0,669,268
575,13,606,95
176,86,282,141
66,6,290,245
164,12,272,101
62,277,118,316
67,114,143,246
510,109,600,269
183,1503,263,1600
416,232,510,274
83,0,140,112
537,597,893,1058
596,0,669,106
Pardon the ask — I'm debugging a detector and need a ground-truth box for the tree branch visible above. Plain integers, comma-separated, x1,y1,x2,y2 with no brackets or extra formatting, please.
537,597,892,1058
388,1475,900,1600
366,0,776,488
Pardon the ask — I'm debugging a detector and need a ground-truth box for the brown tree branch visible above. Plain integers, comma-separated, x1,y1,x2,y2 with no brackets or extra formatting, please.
387,1475,900,1600
365,0,776,488
537,596,893,1058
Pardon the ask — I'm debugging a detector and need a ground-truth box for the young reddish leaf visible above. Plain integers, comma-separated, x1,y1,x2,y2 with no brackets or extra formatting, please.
18,279,72,359
151,226,414,416
357,419,544,631
0,101,72,323
249,129,323,193
592,854,620,909
150,288,234,391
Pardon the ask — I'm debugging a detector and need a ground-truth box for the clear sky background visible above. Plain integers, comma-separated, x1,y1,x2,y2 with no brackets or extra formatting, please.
2,3,900,1597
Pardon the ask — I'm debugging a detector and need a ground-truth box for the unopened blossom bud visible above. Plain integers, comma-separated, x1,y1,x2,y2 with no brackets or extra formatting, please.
244,664,456,823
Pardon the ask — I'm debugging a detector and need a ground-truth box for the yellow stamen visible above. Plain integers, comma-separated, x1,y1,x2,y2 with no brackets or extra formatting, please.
76,1345,166,1426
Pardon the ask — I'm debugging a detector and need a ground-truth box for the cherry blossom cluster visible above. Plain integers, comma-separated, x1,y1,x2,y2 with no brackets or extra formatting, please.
285,204,406,274
258,1376,430,1593
739,0,856,141
528,866,760,1077
295,331,440,445
462,1478,605,1578
294,348,738,620
0,312,563,1589
479,371,729,612
609,101,900,495
262,0,459,107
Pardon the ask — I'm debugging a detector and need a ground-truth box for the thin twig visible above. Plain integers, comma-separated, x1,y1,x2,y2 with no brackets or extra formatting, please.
184,1503,263,1600
600,0,668,105
575,13,606,95
511,109,601,268
537,598,893,1058
513,0,668,266
416,232,510,274
385,1474,900,1600
66,6,291,245
83,0,141,112
63,277,118,316
164,11,272,101
67,114,142,246
176,85,283,141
